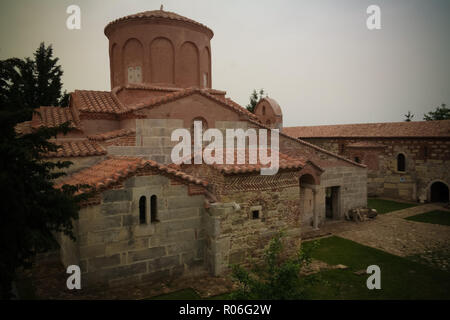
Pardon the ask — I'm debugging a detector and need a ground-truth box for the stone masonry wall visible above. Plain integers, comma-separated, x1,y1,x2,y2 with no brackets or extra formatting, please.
203,184,302,276
108,118,182,164
60,174,205,287
303,137,450,201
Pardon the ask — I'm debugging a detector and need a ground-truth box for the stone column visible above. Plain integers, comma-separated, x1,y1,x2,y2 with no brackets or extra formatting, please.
312,188,319,230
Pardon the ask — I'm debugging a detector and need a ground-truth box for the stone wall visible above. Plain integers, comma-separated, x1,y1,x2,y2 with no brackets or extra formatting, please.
302,137,450,202
60,174,205,287
108,118,183,163
203,184,302,276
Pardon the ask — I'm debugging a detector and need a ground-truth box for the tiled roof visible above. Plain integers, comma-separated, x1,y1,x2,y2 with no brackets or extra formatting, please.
247,118,366,168
283,120,450,138
183,149,307,174
15,121,32,134
125,88,258,120
88,128,136,141
44,140,106,158
257,97,282,116
104,10,213,38
31,106,80,129
57,157,208,192
72,90,128,114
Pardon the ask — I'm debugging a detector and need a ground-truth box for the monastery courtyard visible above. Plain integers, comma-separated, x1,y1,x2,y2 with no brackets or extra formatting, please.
18,198,450,300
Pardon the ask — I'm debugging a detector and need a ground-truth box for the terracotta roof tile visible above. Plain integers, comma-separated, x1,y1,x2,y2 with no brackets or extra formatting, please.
15,121,32,134
73,90,128,114
57,157,208,192
247,118,366,168
283,120,450,138
88,128,136,141
44,140,106,158
213,149,306,174
179,148,306,174
124,88,258,120
105,10,213,38
31,106,80,129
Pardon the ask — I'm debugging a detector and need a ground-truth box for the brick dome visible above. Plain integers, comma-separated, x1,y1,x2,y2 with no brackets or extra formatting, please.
105,9,213,89
254,97,283,130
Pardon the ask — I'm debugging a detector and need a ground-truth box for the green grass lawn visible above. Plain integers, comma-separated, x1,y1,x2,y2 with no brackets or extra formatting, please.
148,236,450,300
368,198,418,214
405,210,450,226
301,236,450,299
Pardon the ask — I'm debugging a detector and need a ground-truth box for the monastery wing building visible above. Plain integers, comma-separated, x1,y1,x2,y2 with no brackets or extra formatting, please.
20,9,367,287
283,121,450,204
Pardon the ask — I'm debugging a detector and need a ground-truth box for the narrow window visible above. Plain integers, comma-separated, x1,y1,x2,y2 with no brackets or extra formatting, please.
139,196,146,224
252,210,260,219
423,146,428,159
151,195,158,223
128,66,142,84
397,153,406,172
339,143,345,154
262,106,266,116
354,156,361,163
203,72,208,87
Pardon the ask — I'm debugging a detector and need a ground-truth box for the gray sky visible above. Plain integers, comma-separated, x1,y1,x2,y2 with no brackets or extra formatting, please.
1,0,449,126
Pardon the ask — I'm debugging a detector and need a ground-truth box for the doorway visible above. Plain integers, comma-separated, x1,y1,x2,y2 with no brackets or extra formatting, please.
430,182,449,202
325,186,340,219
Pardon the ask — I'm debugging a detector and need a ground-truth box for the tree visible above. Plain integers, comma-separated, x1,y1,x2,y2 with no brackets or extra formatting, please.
0,58,83,299
423,103,450,121
230,231,321,300
0,42,69,113
404,111,414,122
246,88,266,113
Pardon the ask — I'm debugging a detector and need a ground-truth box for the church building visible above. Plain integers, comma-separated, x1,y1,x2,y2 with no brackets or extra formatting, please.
21,9,367,287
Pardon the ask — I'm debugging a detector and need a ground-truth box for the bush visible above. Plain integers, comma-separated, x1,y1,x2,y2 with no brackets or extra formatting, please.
230,231,320,300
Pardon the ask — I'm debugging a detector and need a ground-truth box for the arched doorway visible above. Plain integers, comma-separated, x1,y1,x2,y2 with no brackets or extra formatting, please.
299,174,318,228
430,181,449,202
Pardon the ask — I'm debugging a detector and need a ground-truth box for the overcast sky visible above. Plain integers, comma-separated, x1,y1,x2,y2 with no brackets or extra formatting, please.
1,0,449,127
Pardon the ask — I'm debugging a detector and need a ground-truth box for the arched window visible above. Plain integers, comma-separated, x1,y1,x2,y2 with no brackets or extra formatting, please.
151,195,158,223
397,153,406,172
139,196,146,224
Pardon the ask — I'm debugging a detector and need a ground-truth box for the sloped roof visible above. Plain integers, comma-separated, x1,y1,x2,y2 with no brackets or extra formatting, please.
124,88,258,120
247,118,366,168
255,97,282,117
44,140,106,158
72,90,128,114
210,149,307,174
104,9,213,38
88,128,136,141
57,157,208,191
31,106,80,129
283,120,450,138
178,148,310,174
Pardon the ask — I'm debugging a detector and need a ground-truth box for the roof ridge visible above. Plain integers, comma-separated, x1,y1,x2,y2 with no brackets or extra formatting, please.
57,156,208,195
247,119,366,168
104,10,213,38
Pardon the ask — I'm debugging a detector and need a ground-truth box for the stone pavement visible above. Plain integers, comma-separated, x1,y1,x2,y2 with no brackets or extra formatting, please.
311,203,450,271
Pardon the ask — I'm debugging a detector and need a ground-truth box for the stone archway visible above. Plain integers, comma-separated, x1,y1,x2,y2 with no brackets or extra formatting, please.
299,173,319,229
430,181,449,203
